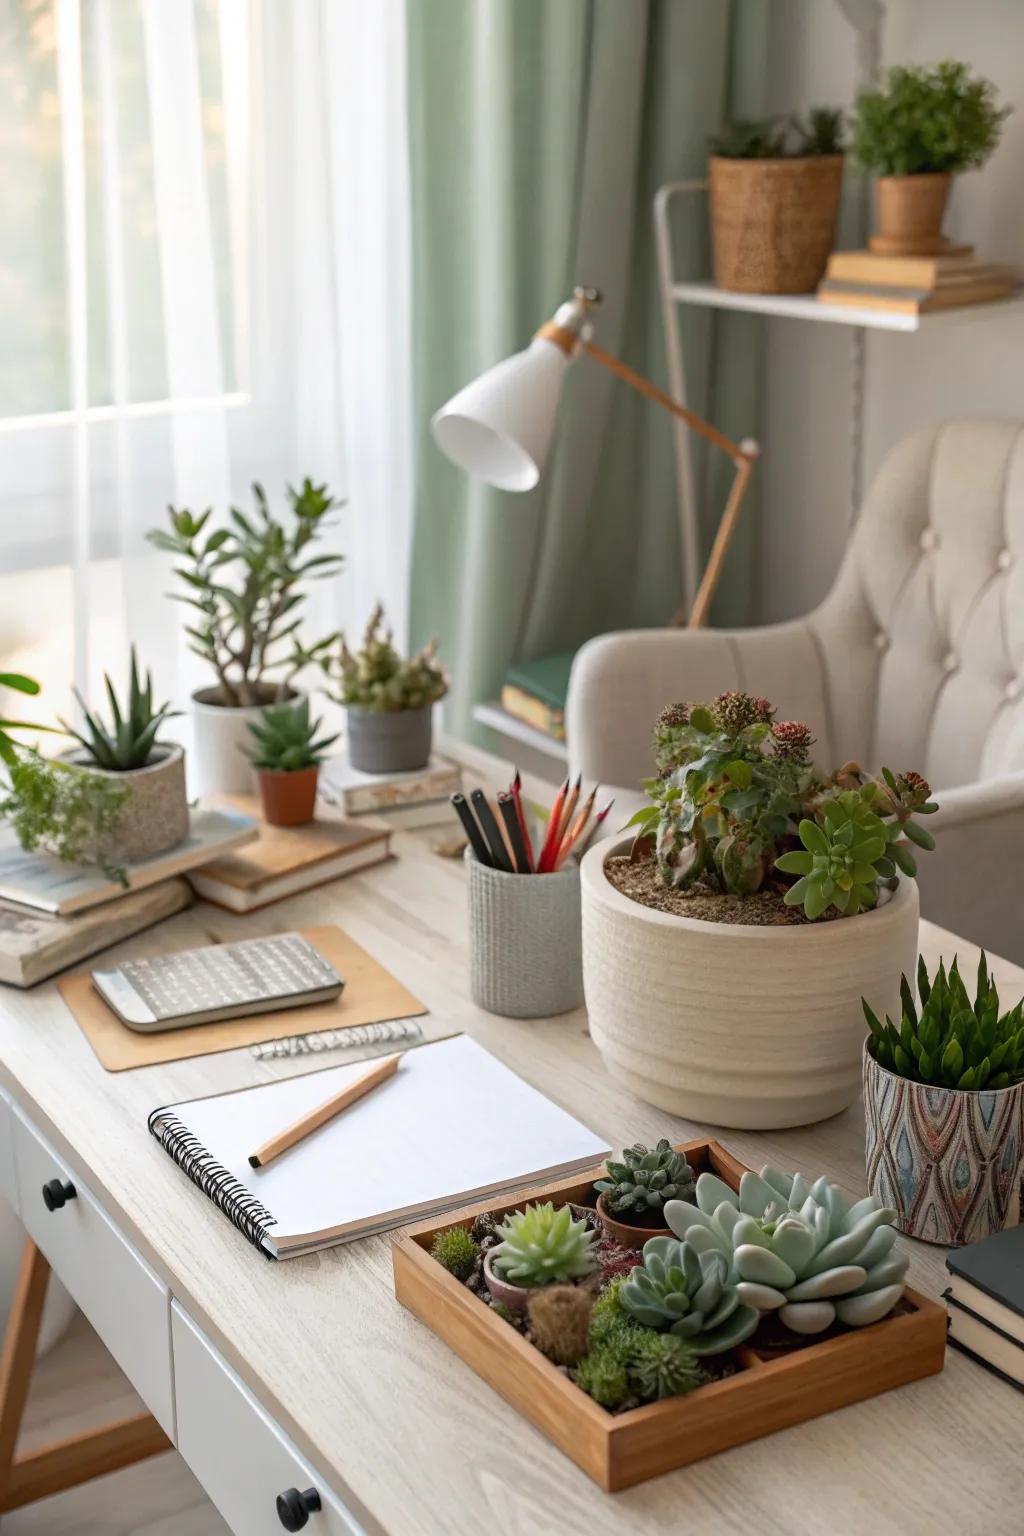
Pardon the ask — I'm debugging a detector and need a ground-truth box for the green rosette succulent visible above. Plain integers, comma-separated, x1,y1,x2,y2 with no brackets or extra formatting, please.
665,1166,907,1336
490,1202,599,1288
594,1140,695,1216
619,1237,759,1355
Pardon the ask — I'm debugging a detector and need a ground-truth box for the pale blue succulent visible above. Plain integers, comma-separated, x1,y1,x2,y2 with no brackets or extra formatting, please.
664,1165,908,1336
619,1236,760,1355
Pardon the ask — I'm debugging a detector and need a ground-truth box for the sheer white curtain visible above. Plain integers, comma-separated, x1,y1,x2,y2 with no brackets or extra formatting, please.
0,0,412,741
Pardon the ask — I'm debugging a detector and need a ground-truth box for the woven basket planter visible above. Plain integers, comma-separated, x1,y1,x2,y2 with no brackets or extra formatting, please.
580,838,919,1130
466,851,583,1019
863,1044,1024,1246
709,153,844,294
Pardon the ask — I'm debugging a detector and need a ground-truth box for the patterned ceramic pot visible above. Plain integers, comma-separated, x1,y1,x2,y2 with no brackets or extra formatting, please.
863,1042,1024,1246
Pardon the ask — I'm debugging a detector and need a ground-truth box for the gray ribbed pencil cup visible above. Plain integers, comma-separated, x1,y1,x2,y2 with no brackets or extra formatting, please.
466,850,584,1018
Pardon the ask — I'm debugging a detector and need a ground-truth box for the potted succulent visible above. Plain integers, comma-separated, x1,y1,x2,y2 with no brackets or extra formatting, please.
851,62,1009,255
863,954,1024,1246
708,108,845,293
593,1140,696,1249
56,647,188,862
244,698,338,827
321,603,448,775
147,479,343,796
581,692,937,1129
481,1201,599,1315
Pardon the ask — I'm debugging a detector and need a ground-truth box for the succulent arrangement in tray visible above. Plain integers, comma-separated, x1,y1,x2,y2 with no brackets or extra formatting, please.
427,1142,910,1413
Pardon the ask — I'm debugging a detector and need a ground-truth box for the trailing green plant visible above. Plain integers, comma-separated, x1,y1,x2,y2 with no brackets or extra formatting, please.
710,106,843,159
147,479,343,708
851,62,1009,177
0,750,129,882
619,1238,759,1354
666,1165,908,1336
430,1225,479,1281
490,1202,599,1289
626,1331,703,1402
244,698,338,773
322,603,448,714
526,1284,594,1366
0,673,48,767
594,1140,695,1217
865,953,1024,1092
628,693,938,919
59,648,179,771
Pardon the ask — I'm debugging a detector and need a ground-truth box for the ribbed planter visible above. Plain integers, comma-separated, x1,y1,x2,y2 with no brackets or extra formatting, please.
580,838,919,1130
709,153,844,293
61,744,189,862
192,685,299,798
346,704,432,774
466,851,583,1019
863,1044,1024,1246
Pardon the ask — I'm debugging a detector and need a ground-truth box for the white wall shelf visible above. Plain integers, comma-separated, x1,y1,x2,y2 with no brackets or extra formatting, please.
471,702,569,766
670,279,1024,335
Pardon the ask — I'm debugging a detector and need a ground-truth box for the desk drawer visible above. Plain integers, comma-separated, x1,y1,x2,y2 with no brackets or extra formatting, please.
12,1107,174,1438
172,1303,363,1536
0,1088,15,1210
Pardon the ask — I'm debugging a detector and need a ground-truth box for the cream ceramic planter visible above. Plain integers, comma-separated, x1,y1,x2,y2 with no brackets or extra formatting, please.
191,686,301,798
580,838,919,1130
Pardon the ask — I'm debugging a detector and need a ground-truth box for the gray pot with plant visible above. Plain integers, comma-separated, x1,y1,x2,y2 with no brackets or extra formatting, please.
244,698,338,827
851,62,1009,255
322,603,449,775
863,954,1024,1247
147,478,344,797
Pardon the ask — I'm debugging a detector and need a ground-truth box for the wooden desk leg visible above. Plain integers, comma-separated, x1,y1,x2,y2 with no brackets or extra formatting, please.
0,1237,171,1514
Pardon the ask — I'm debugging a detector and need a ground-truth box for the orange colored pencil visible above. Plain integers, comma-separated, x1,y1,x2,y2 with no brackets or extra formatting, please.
555,785,597,869
577,798,615,858
510,769,535,872
537,776,569,873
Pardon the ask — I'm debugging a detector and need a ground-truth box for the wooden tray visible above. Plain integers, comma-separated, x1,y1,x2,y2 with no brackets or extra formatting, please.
392,1139,947,1492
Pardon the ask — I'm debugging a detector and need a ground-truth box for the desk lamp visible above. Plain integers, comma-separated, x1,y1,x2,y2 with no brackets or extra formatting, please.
431,286,759,627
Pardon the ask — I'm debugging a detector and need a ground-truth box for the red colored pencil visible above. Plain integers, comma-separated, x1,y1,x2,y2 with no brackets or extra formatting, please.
536,776,569,873
510,769,535,872
577,799,615,858
555,785,597,869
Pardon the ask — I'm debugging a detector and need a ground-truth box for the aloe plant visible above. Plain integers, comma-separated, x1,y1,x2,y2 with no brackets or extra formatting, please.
60,648,179,771
244,698,338,773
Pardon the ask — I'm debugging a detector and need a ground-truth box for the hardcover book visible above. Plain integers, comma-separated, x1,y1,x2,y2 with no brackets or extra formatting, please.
0,877,192,988
945,1225,1024,1392
318,755,460,815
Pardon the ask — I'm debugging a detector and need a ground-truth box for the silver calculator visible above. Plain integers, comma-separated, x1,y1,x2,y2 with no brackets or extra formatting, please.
92,932,344,1033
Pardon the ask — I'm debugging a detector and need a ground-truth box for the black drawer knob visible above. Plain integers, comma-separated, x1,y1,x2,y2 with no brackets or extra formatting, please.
42,1179,76,1212
276,1487,321,1530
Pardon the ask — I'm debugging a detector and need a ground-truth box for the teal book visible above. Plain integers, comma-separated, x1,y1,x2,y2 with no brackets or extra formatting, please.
501,652,575,741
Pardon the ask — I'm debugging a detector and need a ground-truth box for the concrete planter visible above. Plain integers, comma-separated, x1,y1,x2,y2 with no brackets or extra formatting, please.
191,686,300,797
61,744,189,863
346,704,431,775
580,838,919,1130
863,1043,1024,1246
467,851,584,1019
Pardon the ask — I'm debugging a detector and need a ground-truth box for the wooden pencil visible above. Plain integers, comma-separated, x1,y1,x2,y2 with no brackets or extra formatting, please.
577,799,615,858
498,792,531,873
555,785,597,869
510,769,535,871
248,1054,400,1168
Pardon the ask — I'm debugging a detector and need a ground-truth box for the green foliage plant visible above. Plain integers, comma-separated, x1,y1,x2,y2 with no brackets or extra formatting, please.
322,603,448,714
490,1202,599,1289
430,1225,479,1281
0,673,48,767
852,62,1009,177
865,953,1024,1092
594,1139,695,1217
147,479,343,708
619,1237,759,1354
573,1279,704,1407
710,106,843,159
0,750,130,882
666,1165,908,1336
629,692,937,920
59,648,179,771
572,1343,631,1410
244,698,338,773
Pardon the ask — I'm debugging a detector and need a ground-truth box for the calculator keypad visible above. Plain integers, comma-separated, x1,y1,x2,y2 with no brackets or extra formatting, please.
118,934,341,1021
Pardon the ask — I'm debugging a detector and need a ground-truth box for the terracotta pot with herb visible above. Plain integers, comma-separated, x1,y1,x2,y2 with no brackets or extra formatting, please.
245,698,338,828
852,62,1009,255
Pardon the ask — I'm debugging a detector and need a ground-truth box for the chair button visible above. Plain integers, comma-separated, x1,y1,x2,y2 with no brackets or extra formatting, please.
943,652,959,674
1006,679,1022,702
920,527,939,552
875,631,889,652
998,548,1014,571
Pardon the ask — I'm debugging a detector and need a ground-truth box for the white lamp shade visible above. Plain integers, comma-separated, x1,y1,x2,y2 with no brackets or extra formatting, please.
430,337,570,492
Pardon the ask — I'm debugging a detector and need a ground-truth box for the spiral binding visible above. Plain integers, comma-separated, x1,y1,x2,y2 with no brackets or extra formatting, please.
149,1112,278,1255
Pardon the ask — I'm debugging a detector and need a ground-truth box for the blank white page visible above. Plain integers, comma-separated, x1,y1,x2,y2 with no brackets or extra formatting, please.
153,1035,608,1254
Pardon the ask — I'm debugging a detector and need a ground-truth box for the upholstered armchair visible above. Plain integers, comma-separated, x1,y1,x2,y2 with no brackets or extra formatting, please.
567,419,1024,963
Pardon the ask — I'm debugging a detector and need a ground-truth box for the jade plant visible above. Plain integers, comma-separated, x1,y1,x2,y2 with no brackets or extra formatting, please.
666,1166,908,1336
595,1140,695,1218
710,107,843,159
852,62,1008,177
147,479,343,707
628,692,938,919
59,648,179,771
865,954,1024,1092
244,698,338,773
490,1202,599,1289
620,1238,759,1354
321,603,448,714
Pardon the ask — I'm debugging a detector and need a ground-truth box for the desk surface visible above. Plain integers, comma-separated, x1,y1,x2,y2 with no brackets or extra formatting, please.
1,824,1021,1536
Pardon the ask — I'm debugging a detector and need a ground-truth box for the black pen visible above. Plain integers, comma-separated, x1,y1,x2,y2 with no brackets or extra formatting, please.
470,788,513,872
451,792,492,866
498,792,530,874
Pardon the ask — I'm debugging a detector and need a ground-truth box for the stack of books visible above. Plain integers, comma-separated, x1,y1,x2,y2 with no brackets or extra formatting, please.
818,248,1017,317
945,1224,1024,1393
318,754,460,831
500,652,574,743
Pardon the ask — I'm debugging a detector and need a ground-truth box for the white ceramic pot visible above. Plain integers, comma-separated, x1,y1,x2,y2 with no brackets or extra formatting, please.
580,837,919,1131
191,687,301,798
0,1196,77,1358
61,744,189,862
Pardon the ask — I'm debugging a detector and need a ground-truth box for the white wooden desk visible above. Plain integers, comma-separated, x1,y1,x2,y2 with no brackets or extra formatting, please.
0,827,1022,1536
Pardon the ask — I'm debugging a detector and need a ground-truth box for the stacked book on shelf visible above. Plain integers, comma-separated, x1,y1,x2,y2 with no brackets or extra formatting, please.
500,652,574,744
317,754,460,831
945,1224,1024,1393
818,247,1017,317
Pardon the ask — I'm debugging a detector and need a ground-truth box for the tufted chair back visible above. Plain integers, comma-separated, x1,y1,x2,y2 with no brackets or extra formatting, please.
814,419,1024,788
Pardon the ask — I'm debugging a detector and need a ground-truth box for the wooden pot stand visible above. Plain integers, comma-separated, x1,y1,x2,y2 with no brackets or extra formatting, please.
0,1239,169,1514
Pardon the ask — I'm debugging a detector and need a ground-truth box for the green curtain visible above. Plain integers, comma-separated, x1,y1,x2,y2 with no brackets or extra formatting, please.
407,0,768,741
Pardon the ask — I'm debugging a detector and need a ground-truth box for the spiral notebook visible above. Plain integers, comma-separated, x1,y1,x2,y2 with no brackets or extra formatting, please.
148,1034,609,1259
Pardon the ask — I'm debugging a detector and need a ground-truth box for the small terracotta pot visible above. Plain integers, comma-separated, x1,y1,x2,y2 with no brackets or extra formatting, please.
482,1249,543,1315
595,1193,672,1251
871,173,952,255
256,765,319,827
